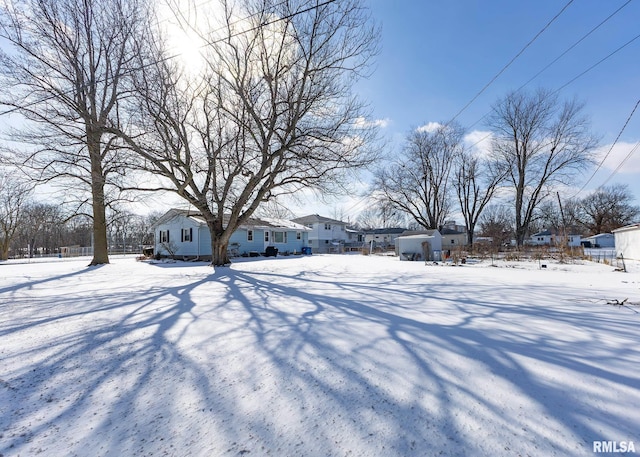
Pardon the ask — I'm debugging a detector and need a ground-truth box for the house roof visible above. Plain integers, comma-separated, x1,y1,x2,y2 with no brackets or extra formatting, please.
440,227,465,235
153,209,311,231
365,227,406,235
584,233,614,240
532,229,582,237
292,214,347,226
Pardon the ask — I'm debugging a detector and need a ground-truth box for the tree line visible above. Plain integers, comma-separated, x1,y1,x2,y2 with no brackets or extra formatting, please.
0,174,159,260
371,89,638,249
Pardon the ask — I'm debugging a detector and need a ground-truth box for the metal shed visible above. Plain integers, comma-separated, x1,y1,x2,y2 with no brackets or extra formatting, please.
396,234,443,261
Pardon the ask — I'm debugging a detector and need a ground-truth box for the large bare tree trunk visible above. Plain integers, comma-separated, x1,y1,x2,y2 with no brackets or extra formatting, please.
211,238,231,267
88,132,110,265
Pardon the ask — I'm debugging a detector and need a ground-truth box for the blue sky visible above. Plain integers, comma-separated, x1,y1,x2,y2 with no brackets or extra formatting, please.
293,0,640,220
360,0,639,138
338,0,640,206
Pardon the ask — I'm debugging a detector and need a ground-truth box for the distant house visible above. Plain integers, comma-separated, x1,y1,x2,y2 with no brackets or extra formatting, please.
440,227,467,247
363,228,406,248
345,227,366,251
529,229,581,247
612,224,640,260
583,233,615,248
291,214,350,253
152,209,311,260
530,230,554,246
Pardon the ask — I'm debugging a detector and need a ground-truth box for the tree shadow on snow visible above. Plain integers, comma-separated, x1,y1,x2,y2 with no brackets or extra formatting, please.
1,263,638,456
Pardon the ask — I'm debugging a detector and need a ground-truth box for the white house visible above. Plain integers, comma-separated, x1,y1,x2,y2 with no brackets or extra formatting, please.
583,233,615,248
529,230,554,246
529,229,581,247
612,224,640,260
291,214,351,254
440,227,467,248
152,209,311,260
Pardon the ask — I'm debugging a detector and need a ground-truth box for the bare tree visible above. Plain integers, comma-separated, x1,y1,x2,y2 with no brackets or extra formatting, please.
488,89,598,246
374,123,463,230
0,0,149,265
0,172,31,259
535,197,584,236
356,201,406,230
254,200,296,220
579,184,639,234
478,204,513,251
454,149,506,248
118,0,380,266
14,202,64,257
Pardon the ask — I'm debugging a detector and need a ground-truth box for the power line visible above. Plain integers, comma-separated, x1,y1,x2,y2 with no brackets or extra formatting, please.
553,31,640,95
465,0,633,131
598,141,640,189
515,0,632,94
570,98,640,198
447,0,575,125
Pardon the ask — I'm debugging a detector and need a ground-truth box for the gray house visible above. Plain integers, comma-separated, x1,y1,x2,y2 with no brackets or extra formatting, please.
292,214,350,253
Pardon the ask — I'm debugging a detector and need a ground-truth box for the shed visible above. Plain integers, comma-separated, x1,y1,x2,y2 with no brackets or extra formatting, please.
397,234,443,261
612,224,640,260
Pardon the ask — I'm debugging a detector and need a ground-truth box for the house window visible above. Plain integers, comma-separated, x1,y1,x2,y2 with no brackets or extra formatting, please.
273,231,286,243
247,230,253,241
324,223,331,230
181,228,192,242
296,232,301,240
159,230,169,243
451,239,455,244
264,231,269,242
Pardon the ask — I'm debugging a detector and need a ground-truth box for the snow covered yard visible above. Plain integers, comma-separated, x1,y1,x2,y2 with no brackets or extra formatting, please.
0,254,639,457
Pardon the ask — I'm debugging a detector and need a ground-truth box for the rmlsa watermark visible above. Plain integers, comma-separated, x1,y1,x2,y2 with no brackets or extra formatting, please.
593,440,636,453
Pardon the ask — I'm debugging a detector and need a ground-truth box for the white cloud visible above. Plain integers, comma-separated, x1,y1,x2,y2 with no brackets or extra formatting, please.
463,130,493,157
354,117,391,129
416,122,442,133
594,141,640,174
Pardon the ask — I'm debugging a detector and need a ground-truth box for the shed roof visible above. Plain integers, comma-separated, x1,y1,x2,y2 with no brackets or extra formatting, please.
612,223,640,233
400,229,440,237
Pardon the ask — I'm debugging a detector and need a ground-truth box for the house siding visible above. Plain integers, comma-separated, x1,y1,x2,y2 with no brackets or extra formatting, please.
153,211,310,259
156,215,203,258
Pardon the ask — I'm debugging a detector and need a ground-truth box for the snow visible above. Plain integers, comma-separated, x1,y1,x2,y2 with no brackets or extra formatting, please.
1,254,639,456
